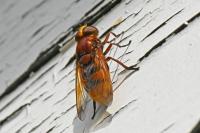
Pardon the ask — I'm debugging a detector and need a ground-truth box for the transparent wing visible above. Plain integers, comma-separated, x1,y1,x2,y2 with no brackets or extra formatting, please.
76,63,87,120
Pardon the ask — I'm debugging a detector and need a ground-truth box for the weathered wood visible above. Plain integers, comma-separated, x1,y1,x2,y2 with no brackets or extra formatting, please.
0,0,200,133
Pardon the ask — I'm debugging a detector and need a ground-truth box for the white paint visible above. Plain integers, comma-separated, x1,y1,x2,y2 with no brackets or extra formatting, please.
0,0,200,133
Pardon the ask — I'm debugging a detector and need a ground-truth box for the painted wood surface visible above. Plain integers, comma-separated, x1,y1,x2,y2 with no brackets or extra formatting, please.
0,0,200,132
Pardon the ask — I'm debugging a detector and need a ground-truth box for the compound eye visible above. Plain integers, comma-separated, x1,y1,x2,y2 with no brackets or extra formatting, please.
83,26,98,36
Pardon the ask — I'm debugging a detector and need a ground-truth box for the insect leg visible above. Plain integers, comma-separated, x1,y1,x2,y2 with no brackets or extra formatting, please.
103,43,113,55
91,101,96,119
106,56,139,70
102,32,119,45
111,42,130,48
104,39,132,56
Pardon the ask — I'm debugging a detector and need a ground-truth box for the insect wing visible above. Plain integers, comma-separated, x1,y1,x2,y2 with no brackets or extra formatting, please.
76,63,87,120
88,54,113,106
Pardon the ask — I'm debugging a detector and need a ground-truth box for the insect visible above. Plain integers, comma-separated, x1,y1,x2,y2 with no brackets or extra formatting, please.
75,25,138,120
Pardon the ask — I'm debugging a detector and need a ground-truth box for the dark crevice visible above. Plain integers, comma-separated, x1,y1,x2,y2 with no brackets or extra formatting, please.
38,91,48,99
124,13,149,33
43,94,53,101
16,122,30,133
114,69,139,92
29,20,60,48
141,8,184,41
0,98,37,128
0,86,29,113
32,24,48,38
60,125,70,133
188,12,200,23
0,64,55,113
31,20,55,38
46,126,56,133
0,84,43,113
55,74,68,85
160,123,175,133
21,0,51,19
0,0,123,101
81,0,105,19
61,104,76,116
53,89,75,105
0,105,26,128
190,120,200,133
139,39,166,62
28,113,54,133
112,99,137,118
61,54,76,69
51,104,75,123
72,0,123,31
0,91,25,113
69,78,75,83
99,13,134,38
125,0,134,5
146,0,152,3
96,99,137,126
138,11,200,62
25,81,48,100
0,57,56,101
173,23,187,34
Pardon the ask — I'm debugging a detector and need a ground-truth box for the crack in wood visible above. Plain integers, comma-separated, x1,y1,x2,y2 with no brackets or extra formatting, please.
123,13,149,34
72,0,123,31
160,123,175,133
28,21,60,49
25,81,48,100
53,89,74,105
15,122,30,133
0,64,55,113
114,69,139,92
46,125,56,133
190,120,200,133
31,23,51,38
81,0,105,19
139,39,166,62
0,0,123,101
141,8,184,41
138,11,200,62
125,0,134,5
21,0,51,19
99,13,134,38
51,104,76,125
0,105,26,128
55,74,68,85
60,125,70,133
173,23,188,34
111,99,137,118
61,104,76,116
43,94,54,101
1,2,199,132
188,12,200,23
28,113,54,133
96,99,137,127
0,98,37,129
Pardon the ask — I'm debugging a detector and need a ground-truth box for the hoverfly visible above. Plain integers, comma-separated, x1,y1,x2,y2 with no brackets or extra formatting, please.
75,25,138,120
